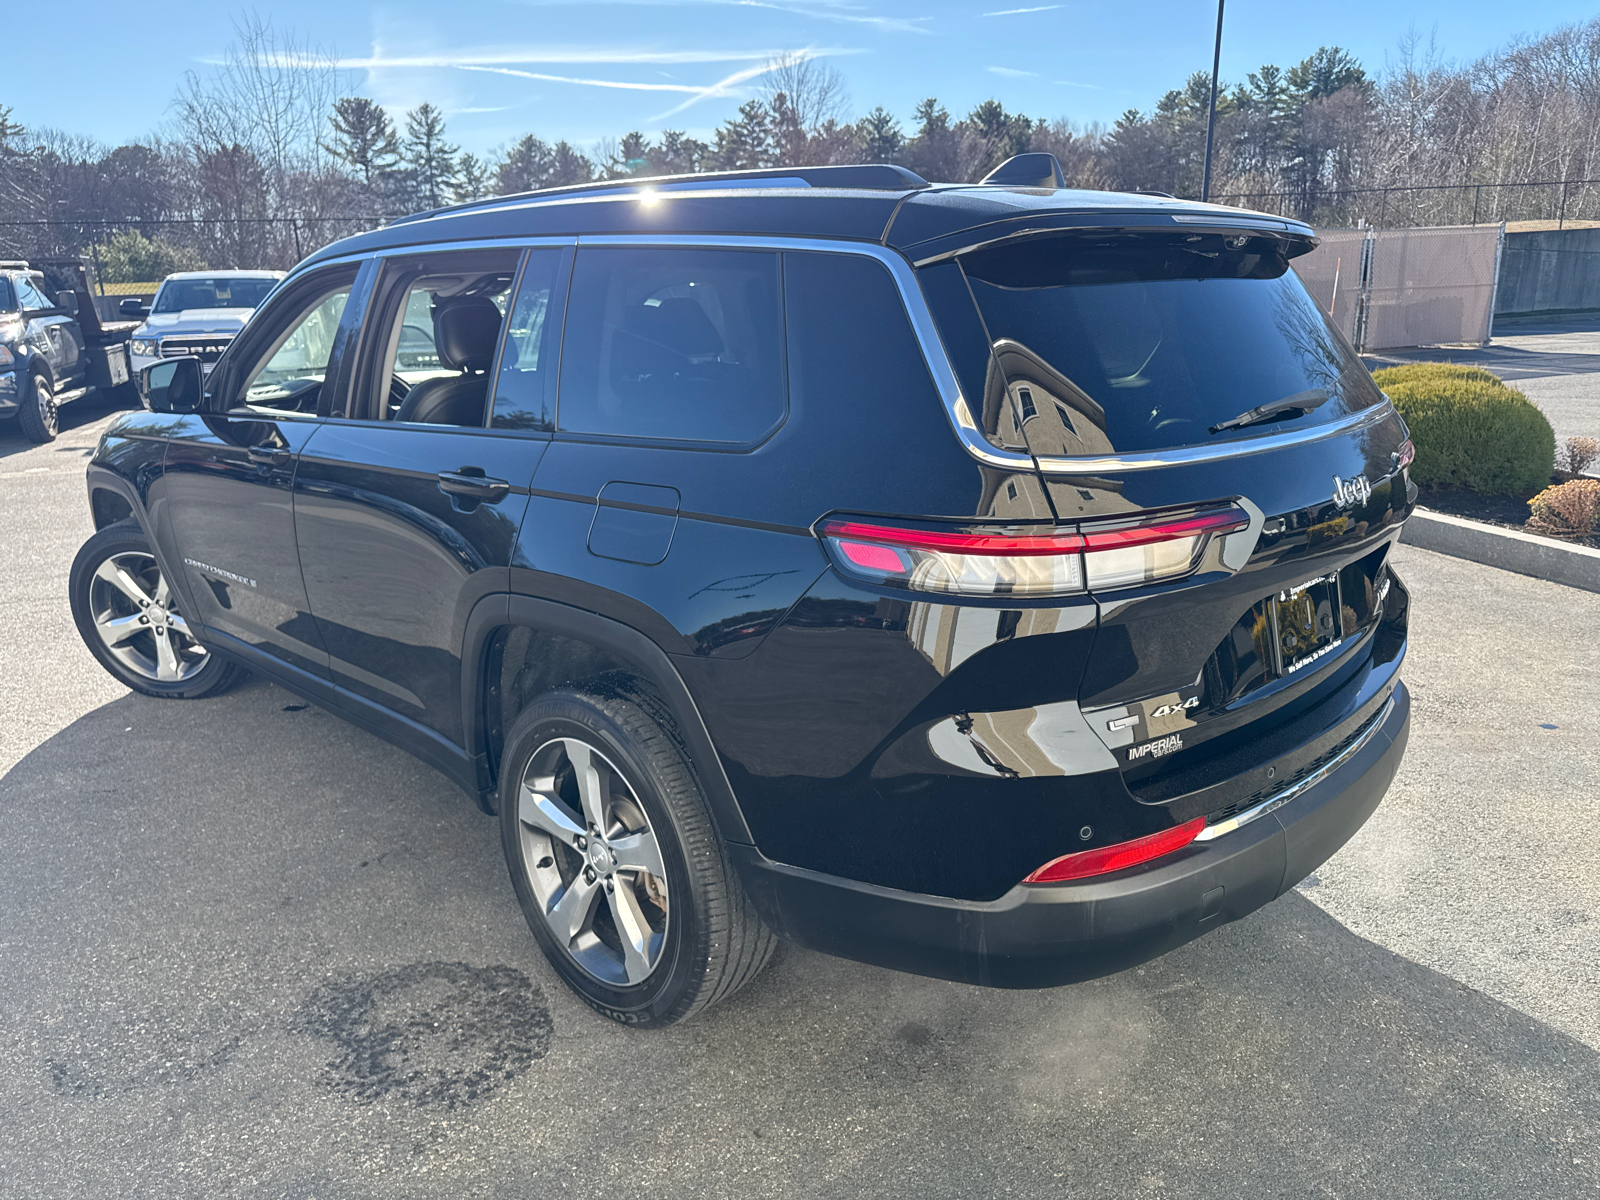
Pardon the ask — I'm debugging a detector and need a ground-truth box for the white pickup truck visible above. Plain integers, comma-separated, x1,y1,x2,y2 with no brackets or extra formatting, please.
126,270,285,388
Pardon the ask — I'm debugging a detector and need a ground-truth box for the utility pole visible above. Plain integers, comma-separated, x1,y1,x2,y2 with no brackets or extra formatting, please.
1201,0,1225,203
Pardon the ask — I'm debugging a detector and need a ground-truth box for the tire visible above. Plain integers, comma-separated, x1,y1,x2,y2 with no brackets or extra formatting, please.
499,678,776,1027
68,520,241,699
17,372,57,443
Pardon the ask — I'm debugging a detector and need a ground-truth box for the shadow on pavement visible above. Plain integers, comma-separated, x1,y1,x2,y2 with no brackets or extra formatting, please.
1366,343,1600,381
1,677,1595,1200
0,390,131,461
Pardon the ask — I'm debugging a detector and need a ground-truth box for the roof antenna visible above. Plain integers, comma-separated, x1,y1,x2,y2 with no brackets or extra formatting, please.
979,153,1066,190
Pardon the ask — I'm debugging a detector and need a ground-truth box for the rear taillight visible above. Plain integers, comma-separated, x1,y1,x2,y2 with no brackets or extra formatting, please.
1393,439,1415,470
1023,817,1207,883
1078,508,1249,590
818,506,1247,598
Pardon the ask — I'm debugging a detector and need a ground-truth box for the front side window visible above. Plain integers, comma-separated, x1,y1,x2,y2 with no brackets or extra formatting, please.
370,249,518,426
957,231,1386,456
16,275,56,311
237,285,351,414
154,277,278,313
0,278,16,312
557,246,784,444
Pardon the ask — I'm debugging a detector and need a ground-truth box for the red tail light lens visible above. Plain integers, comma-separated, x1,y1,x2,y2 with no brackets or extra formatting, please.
1024,817,1207,883
1394,439,1415,470
818,506,1247,598
820,519,1085,597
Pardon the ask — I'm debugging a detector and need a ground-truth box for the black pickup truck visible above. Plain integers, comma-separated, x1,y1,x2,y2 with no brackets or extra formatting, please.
0,257,140,442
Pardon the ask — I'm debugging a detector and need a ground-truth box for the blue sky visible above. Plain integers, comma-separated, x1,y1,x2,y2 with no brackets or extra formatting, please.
15,1,1599,156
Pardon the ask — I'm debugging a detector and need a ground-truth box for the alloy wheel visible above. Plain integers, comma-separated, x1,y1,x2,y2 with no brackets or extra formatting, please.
87,551,208,683
515,736,670,987
34,377,58,437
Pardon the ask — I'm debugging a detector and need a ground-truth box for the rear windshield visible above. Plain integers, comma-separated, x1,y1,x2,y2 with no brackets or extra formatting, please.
956,231,1384,456
154,277,277,313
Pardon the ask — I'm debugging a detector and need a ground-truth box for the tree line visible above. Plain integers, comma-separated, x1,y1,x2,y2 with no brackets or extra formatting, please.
2,13,1597,278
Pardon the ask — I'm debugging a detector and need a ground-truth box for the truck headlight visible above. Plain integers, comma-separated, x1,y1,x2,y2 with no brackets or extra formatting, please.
0,344,14,366
131,338,160,357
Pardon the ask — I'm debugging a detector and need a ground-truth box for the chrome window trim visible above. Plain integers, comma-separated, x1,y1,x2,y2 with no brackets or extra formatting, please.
575,232,1028,471
1192,693,1396,843
299,230,1399,474
1032,404,1398,475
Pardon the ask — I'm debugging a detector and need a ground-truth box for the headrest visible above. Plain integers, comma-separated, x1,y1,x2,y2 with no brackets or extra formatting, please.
432,294,503,372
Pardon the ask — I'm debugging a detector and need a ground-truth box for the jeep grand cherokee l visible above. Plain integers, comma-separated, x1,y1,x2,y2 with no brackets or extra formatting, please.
69,155,1413,1027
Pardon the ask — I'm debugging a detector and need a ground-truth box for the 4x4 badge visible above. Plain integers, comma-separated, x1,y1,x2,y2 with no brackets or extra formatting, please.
1332,474,1372,508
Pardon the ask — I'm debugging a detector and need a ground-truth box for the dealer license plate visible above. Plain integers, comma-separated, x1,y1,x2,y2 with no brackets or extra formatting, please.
1271,573,1343,676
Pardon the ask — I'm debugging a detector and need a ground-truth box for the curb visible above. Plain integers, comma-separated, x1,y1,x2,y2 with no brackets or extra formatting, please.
1400,508,1600,593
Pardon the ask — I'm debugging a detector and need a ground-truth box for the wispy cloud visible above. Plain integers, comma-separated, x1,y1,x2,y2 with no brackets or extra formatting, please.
650,60,785,119
1054,79,1101,89
320,45,836,70
987,66,1037,77
725,1,932,34
459,65,715,94
983,4,1061,14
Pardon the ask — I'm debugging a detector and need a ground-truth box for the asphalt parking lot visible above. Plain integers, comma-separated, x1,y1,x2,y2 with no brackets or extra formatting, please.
1,399,1597,1199
1370,312,1600,444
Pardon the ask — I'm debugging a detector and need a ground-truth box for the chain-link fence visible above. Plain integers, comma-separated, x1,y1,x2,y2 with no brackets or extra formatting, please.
0,216,394,278
1213,178,1600,230
1292,225,1504,352
1289,229,1366,344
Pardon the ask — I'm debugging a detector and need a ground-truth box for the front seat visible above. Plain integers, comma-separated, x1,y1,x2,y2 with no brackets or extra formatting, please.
395,294,502,425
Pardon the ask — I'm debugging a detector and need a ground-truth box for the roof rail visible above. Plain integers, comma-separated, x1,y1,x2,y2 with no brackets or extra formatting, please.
979,153,1066,190
391,162,931,226
0,260,31,270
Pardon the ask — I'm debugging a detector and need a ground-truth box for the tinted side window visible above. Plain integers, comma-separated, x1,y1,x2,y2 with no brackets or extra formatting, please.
557,246,783,443
0,278,15,311
17,275,55,311
491,248,566,431
784,250,941,429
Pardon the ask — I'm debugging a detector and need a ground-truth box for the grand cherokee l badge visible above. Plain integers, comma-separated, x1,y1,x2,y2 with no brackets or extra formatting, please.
1332,474,1372,508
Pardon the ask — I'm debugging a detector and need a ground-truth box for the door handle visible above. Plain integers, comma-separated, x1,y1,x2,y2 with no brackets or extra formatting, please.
437,470,511,502
246,446,290,466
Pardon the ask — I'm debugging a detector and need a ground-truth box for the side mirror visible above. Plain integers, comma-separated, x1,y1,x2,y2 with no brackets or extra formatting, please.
142,356,203,414
56,291,78,316
119,297,150,318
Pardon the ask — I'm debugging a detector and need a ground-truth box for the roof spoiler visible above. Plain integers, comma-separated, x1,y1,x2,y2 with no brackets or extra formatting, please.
979,153,1067,190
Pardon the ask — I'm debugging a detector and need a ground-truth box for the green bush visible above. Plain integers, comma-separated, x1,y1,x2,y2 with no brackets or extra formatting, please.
96,229,206,284
1371,363,1554,495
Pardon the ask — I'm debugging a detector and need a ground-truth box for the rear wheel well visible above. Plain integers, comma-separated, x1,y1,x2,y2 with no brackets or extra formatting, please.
90,488,134,530
485,626,645,796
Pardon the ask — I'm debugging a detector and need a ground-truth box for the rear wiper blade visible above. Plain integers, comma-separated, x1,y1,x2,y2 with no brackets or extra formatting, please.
1209,389,1331,435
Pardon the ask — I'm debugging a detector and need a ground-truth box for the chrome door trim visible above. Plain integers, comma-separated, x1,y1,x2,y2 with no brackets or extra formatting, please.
1193,693,1396,843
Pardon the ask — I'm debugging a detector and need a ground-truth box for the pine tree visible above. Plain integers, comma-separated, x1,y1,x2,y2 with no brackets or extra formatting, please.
324,97,400,185
495,134,554,194
547,142,594,187
648,131,709,175
402,103,459,209
711,100,773,170
857,106,904,163
453,153,490,203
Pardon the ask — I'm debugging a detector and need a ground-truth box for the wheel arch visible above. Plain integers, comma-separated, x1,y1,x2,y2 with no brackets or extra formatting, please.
460,593,754,845
85,465,151,534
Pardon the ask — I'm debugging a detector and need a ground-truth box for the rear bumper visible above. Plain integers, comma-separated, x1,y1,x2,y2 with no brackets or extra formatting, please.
731,678,1409,988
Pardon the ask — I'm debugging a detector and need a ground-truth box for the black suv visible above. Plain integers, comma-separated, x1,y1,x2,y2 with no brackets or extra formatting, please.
69,156,1413,1027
